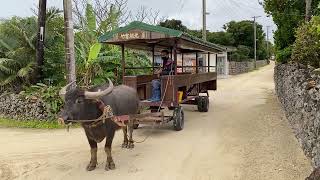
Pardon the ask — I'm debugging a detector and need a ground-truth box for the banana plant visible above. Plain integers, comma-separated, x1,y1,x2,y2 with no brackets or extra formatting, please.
75,2,152,87
75,2,121,87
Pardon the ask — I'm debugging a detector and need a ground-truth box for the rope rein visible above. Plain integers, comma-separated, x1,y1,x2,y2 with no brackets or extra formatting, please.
67,105,114,123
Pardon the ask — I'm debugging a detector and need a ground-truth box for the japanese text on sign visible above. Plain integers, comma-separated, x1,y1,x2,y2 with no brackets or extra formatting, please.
118,32,144,40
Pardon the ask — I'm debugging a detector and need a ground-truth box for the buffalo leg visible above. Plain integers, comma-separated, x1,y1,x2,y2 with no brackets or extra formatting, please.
128,119,134,149
121,126,128,148
105,129,116,171
85,134,98,171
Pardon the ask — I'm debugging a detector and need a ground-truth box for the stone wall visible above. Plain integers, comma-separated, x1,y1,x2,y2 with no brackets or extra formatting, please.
0,93,51,120
228,60,269,75
274,63,320,167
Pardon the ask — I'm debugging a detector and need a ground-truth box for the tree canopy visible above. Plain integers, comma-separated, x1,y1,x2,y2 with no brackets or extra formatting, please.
263,0,320,62
159,19,270,61
159,19,188,32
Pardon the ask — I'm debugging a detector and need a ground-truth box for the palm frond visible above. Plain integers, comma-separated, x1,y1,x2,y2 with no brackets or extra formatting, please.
17,61,35,78
8,21,36,51
0,39,14,51
0,58,17,74
0,74,18,86
46,7,63,23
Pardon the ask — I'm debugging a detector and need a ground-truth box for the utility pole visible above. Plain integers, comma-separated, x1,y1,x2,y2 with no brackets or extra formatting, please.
202,0,207,41
252,16,261,69
202,0,209,72
266,26,271,60
305,0,312,22
63,0,77,85
36,0,47,82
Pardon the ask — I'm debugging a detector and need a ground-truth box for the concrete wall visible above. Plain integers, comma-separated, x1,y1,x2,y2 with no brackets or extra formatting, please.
275,63,320,168
228,60,269,75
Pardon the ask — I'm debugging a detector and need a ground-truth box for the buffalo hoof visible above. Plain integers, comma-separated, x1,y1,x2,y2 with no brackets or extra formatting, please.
122,142,128,148
128,142,134,149
105,161,116,171
86,162,97,171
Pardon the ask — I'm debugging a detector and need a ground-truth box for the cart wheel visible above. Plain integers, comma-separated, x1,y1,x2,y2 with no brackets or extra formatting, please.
197,96,209,112
133,124,139,129
173,107,184,131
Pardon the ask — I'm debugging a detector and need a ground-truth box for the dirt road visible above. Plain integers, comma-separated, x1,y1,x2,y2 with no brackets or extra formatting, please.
0,62,312,180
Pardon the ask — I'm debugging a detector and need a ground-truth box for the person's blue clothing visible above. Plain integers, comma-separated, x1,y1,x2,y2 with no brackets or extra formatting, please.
149,58,175,102
149,79,161,102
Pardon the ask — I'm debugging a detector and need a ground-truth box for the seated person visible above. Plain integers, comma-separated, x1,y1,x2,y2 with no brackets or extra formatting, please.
149,50,175,102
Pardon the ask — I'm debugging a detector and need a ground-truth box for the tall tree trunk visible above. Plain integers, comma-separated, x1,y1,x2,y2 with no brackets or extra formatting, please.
305,0,312,22
35,0,47,83
63,0,77,85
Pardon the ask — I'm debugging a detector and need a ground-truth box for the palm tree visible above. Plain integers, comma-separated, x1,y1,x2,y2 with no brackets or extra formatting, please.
0,8,63,91
0,17,37,91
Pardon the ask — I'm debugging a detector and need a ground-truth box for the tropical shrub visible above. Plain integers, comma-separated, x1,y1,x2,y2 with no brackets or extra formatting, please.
20,83,63,118
292,16,320,68
75,2,151,87
43,8,66,85
264,0,320,63
275,46,292,63
0,16,37,91
0,8,66,91
230,45,251,62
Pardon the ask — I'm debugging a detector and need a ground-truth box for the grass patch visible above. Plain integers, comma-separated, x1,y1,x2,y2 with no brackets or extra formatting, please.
0,118,79,129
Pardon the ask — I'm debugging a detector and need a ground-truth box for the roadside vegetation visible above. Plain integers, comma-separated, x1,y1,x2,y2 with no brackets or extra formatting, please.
264,0,320,67
0,118,63,129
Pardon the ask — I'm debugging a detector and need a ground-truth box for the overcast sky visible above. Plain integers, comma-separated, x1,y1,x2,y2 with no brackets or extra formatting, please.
0,0,276,40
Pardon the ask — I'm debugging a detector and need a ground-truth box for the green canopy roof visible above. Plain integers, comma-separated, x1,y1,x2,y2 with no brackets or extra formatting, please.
99,21,183,42
99,21,224,53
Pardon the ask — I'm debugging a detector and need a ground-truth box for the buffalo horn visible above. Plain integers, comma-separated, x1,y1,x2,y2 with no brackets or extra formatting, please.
84,78,114,99
59,81,76,99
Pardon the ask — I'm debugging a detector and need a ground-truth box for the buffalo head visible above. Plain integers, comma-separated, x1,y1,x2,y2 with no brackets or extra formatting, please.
57,79,113,125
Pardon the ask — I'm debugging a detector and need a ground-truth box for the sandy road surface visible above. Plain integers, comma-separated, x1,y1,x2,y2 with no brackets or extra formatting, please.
0,62,312,180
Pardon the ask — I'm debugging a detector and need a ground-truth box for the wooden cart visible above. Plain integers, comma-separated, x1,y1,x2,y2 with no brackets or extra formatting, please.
99,21,224,131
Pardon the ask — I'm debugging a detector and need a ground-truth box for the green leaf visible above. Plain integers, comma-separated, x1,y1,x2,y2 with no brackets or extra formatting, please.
88,43,102,63
85,3,97,33
17,62,34,78
0,40,14,51
0,58,16,74
36,83,47,87
1,74,17,86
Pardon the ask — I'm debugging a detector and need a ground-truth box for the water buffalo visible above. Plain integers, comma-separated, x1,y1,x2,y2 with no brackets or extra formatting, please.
58,79,139,171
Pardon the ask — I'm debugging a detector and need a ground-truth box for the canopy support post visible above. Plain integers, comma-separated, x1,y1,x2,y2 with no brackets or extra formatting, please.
121,44,125,82
196,52,199,74
173,44,178,75
182,53,184,73
208,52,210,72
215,53,218,73
152,45,155,74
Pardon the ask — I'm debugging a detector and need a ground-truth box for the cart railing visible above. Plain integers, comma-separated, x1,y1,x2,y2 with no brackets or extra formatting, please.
124,65,217,73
